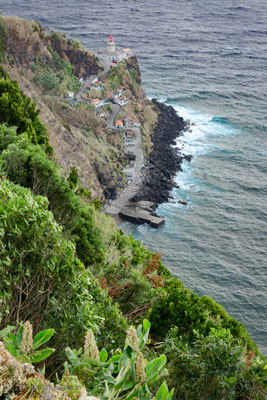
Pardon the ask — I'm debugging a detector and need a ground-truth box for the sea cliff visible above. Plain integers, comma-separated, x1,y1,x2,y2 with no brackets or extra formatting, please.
0,14,266,400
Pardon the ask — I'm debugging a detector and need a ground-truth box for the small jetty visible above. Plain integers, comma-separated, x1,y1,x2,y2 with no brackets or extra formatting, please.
119,201,165,228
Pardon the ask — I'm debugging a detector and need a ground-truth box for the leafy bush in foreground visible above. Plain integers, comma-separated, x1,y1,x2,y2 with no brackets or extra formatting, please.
0,322,54,364
0,179,126,371
65,319,174,399
0,124,105,266
0,320,173,399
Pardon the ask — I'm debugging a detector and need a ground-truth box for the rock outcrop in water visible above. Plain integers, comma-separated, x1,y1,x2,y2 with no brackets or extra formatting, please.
131,99,185,206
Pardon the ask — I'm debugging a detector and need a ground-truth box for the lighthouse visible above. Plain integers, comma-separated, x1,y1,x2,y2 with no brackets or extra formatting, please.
97,35,132,62
107,35,115,52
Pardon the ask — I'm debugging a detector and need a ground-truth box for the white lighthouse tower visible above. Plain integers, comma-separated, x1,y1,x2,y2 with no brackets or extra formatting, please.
107,35,115,52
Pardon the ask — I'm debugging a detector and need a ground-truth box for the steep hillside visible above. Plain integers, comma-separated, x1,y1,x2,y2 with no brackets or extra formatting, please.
0,15,266,400
1,15,158,200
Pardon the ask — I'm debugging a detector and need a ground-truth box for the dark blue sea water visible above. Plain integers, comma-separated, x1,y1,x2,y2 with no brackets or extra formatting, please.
2,0,266,355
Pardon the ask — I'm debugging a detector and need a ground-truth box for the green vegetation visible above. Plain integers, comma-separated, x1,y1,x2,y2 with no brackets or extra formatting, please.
0,178,127,369
0,124,104,266
34,69,60,90
33,46,81,94
64,320,173,399
1,322,54,364
0,15,7,62
72,38,81,48
108,61,127,89
0,73,50,150
163,328,267,400
0,320,174,399
148,283,256,350
0,53,266,400
129,67,139,89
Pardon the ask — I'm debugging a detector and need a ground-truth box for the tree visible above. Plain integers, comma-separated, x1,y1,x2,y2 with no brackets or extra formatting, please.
0,127,105,266
163,327,267,400
0,77,49,149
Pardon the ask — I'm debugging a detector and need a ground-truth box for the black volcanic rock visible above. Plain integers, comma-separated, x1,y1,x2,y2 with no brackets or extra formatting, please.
183,154,193,162
131,99,185,205
104,185,117,200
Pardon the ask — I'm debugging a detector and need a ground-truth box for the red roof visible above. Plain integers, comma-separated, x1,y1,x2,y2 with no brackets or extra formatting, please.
109,35,113,39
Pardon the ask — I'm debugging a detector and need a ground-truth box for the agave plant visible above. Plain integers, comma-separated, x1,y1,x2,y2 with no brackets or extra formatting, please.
0,321,54,363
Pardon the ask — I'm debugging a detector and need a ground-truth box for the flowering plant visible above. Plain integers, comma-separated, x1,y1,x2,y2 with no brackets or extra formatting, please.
64,319,173,399
0,321,54,363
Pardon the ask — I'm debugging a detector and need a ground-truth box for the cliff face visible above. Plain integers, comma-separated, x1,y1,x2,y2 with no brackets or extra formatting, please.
126,55,142,85
5,16,101,77
49,34,101,79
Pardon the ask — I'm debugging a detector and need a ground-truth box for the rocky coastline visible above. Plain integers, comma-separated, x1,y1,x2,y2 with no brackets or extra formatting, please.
131,99,186,207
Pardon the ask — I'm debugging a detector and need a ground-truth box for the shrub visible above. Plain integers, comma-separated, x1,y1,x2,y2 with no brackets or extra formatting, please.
0,76,49,150
149,286,211,341
0,128,104,266
34,70,60,91
163,327,267,400
149,283,259,353
65,320,174,399
0,179,124,371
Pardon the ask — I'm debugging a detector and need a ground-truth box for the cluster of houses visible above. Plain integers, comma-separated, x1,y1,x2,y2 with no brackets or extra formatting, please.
114,117,141,149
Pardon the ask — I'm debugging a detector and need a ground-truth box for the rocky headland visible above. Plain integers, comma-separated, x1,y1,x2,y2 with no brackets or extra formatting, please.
1,15,189,226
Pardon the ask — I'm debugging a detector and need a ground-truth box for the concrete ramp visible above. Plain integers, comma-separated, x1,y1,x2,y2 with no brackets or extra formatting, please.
119,201,164,228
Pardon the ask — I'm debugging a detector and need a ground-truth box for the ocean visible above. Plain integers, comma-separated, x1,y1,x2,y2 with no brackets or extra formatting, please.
1,0,266,355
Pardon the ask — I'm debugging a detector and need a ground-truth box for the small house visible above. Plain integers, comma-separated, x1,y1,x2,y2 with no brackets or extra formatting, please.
115,120,123,128
123,166,134,180
133,120,141,127
123,48,131,57
92,81,103,90
116,86,125,97
92,99,101,108
124,117,134,128
124,130,135,146
65,91,74,98
116,96,128,106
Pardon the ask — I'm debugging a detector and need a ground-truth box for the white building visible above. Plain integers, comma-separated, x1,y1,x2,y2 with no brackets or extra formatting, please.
97,35,134,62
124,118,141,128
124,130,135,146
116,97,129,106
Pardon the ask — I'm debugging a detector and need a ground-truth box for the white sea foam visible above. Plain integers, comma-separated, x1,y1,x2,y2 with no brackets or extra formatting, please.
161,102,239,204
